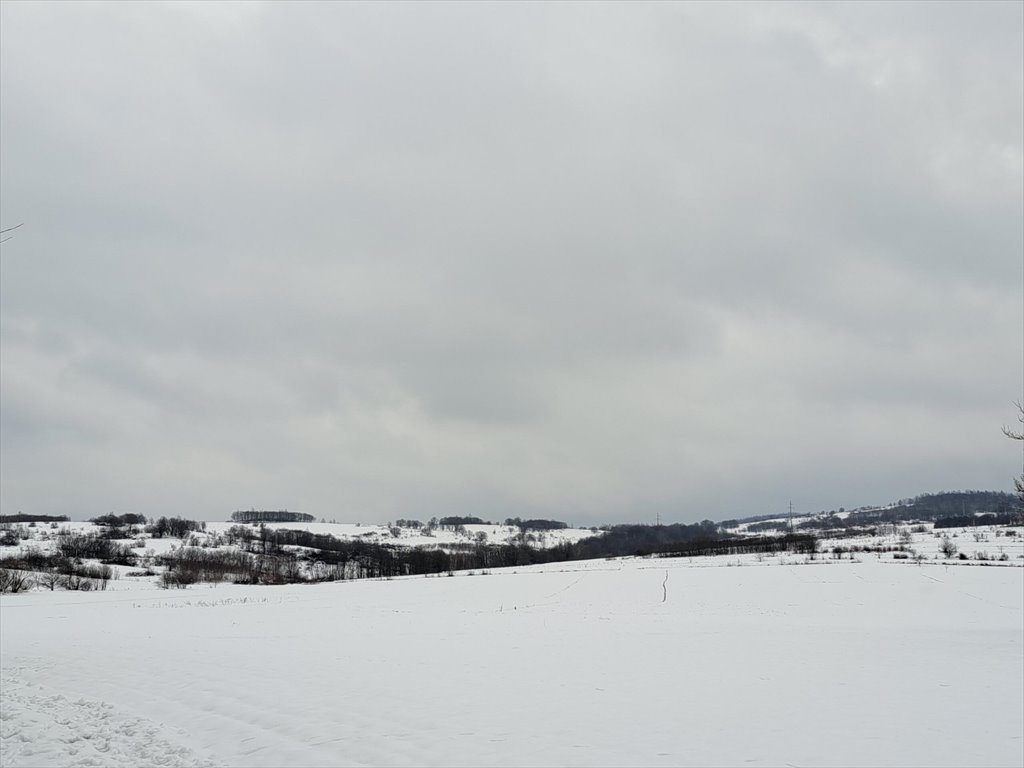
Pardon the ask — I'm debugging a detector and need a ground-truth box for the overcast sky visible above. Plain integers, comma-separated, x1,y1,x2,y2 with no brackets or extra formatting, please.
1,1,1021,525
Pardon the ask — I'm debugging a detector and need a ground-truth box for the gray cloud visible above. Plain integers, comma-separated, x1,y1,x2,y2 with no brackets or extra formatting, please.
1,1,1020,524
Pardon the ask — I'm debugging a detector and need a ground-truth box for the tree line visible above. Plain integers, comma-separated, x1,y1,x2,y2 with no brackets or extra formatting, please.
187,518,796,585
0,514,70,524
504,517,569,531
230,510,315,524
932,511,1020,529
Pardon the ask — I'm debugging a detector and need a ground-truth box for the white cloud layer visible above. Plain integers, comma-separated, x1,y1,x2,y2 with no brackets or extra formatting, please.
1,1,1021,523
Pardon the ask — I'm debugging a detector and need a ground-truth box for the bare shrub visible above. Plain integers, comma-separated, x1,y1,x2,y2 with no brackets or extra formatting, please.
57,533,134,564
159,570,194,589
940,536,958,559
0,569,34,593
62,573,83,590
161,547,256,585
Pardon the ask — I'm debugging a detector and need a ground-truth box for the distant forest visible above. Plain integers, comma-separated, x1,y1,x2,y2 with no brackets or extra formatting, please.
0,514,70,524
724,491,1019,533
817,491,1018,528
885,490,1017,518
230,510,315,524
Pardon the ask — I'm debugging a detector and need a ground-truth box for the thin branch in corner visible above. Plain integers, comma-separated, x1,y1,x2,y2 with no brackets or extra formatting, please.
0,222,24,244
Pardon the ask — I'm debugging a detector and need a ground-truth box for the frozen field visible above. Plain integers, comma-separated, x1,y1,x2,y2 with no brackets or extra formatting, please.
2,555,1022,768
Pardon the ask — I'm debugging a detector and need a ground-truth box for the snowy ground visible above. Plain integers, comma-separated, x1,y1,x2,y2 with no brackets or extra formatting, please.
2,553,1022,767
0,520,600,560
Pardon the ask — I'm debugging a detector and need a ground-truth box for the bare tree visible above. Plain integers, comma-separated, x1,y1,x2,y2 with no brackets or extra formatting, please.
0,569,32,593
0,223,23,244
1004,401,1024,511
39,569,63,591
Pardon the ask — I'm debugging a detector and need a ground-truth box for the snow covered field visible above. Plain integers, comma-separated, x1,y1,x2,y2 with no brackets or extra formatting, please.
2,554,1022,767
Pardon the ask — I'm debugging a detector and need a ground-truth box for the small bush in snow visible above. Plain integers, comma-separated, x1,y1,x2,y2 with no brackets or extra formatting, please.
940,536,958,559
159,570,196,589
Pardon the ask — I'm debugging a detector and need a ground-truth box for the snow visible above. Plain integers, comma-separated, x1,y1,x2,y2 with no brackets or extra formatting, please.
1,674,213,768
3,554,1022,767
0,520,600,555
203,521,600,550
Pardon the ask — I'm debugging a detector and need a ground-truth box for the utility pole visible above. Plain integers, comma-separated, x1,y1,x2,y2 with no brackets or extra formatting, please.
789,501,793,534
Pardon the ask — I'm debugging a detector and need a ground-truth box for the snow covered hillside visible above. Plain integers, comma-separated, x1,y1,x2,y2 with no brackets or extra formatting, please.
2,553,1022,767
0,518,600,562
204,520,601,550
